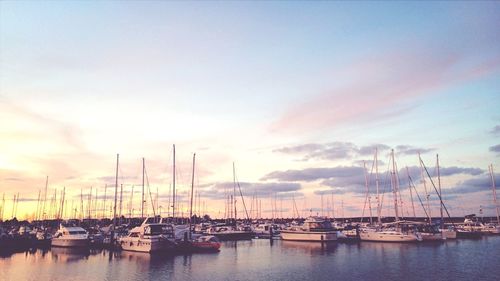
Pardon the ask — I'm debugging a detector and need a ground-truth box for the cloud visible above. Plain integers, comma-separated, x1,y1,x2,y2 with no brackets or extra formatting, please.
489,144,500,154
269,45,500,133
447,174,500,194
262,167,364,182
273,142,434,161
490,125,500,135
395,145,435,155
198,181,302,200
263,165,486,195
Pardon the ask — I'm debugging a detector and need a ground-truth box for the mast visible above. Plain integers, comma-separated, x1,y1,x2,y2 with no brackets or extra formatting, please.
419,152,431,223
363,161,373,225
35,189,41,221
103,184,107,219
489,164,499,224
172,144,176,219
119,183,123,223
112,153,119,242
437,154,444,229
80,188,83,220
406,166,417,218
391,149,400,221
42,176,48,220
88,186,92,220
189,153,196,239
375,149,381,225
142,157,145,219
233,162,237,222
60,187,66,220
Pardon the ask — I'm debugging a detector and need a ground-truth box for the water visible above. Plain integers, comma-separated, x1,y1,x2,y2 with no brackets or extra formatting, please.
1,237,500,281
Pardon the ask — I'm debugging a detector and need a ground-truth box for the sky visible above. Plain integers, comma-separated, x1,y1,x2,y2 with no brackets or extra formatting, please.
0,1,499,221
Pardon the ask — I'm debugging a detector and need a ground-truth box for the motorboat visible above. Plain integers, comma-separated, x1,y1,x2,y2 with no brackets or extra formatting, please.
51,225,90,248
206,225,254,241
280,217,337,242
118,218,176,253
190,235,221,252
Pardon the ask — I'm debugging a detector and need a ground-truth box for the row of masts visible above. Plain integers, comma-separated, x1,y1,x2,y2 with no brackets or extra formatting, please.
0,149,499,223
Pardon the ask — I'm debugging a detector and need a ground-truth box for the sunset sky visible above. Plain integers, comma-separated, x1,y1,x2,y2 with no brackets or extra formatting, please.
1,1,499,221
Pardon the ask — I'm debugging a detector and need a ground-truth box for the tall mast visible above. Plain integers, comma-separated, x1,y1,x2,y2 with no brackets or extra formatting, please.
88,186,92,220
172,144,176,219
375,149,381,225
406,166,417,217
142,157,145,218
119,183,123,223
60,187,66,220
80,188,83,220
35,189,41,221
103,184,107,219
419,152,431,223
489,164,499,224
437,154,444,228
42,176,48,220
112,153,119,241
363,161,373,225
391,149,400,221
189,153,196,239
233,162,237,222
129,185,134,221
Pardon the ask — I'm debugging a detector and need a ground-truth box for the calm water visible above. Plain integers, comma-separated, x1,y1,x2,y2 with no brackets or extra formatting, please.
1,237,500,281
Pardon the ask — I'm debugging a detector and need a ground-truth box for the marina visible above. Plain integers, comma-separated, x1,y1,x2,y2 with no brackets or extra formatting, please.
1,235,500,281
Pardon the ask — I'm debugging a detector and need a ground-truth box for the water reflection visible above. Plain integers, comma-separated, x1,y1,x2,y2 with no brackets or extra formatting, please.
281,241,338,255
51,247,90,263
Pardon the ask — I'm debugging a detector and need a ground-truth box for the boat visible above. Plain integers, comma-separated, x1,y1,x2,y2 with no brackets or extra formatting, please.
190,235,221,252
118,219,176,253
280,216,337,242
51,225,90,248
206,225,254,241
359,227,422,242
252,223,281,239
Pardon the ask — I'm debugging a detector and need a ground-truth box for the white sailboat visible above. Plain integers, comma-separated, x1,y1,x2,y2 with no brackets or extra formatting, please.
360,149,422,242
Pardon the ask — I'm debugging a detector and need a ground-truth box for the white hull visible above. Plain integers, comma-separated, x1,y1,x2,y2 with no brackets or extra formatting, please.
280,230,337,242
359,231,420,242
51,238,89,248
420,232,446,241
119,237,163,253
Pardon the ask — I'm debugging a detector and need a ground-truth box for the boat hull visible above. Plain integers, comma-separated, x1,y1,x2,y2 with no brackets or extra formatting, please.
119,238,164,253
420,232,446,241
359,231,420,242
280,230,337,242
210,232,254,241
51,238,89,248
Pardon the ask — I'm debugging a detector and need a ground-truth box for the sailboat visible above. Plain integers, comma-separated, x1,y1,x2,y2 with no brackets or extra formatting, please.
207,163,254,241
359,149,422,242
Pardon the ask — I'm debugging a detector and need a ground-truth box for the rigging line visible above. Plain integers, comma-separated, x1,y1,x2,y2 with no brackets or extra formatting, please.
420,158,455,226
144,165,156,218
408,174,430,219
235,174,250,221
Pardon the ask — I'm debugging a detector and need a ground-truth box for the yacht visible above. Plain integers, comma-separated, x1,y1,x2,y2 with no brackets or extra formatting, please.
206,225,254,241
51,225,90,247
253,223,281,239
280,217,337,242
118,218,176,253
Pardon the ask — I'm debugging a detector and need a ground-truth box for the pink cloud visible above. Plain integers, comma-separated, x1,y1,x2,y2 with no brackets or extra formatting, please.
270,49,500,133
